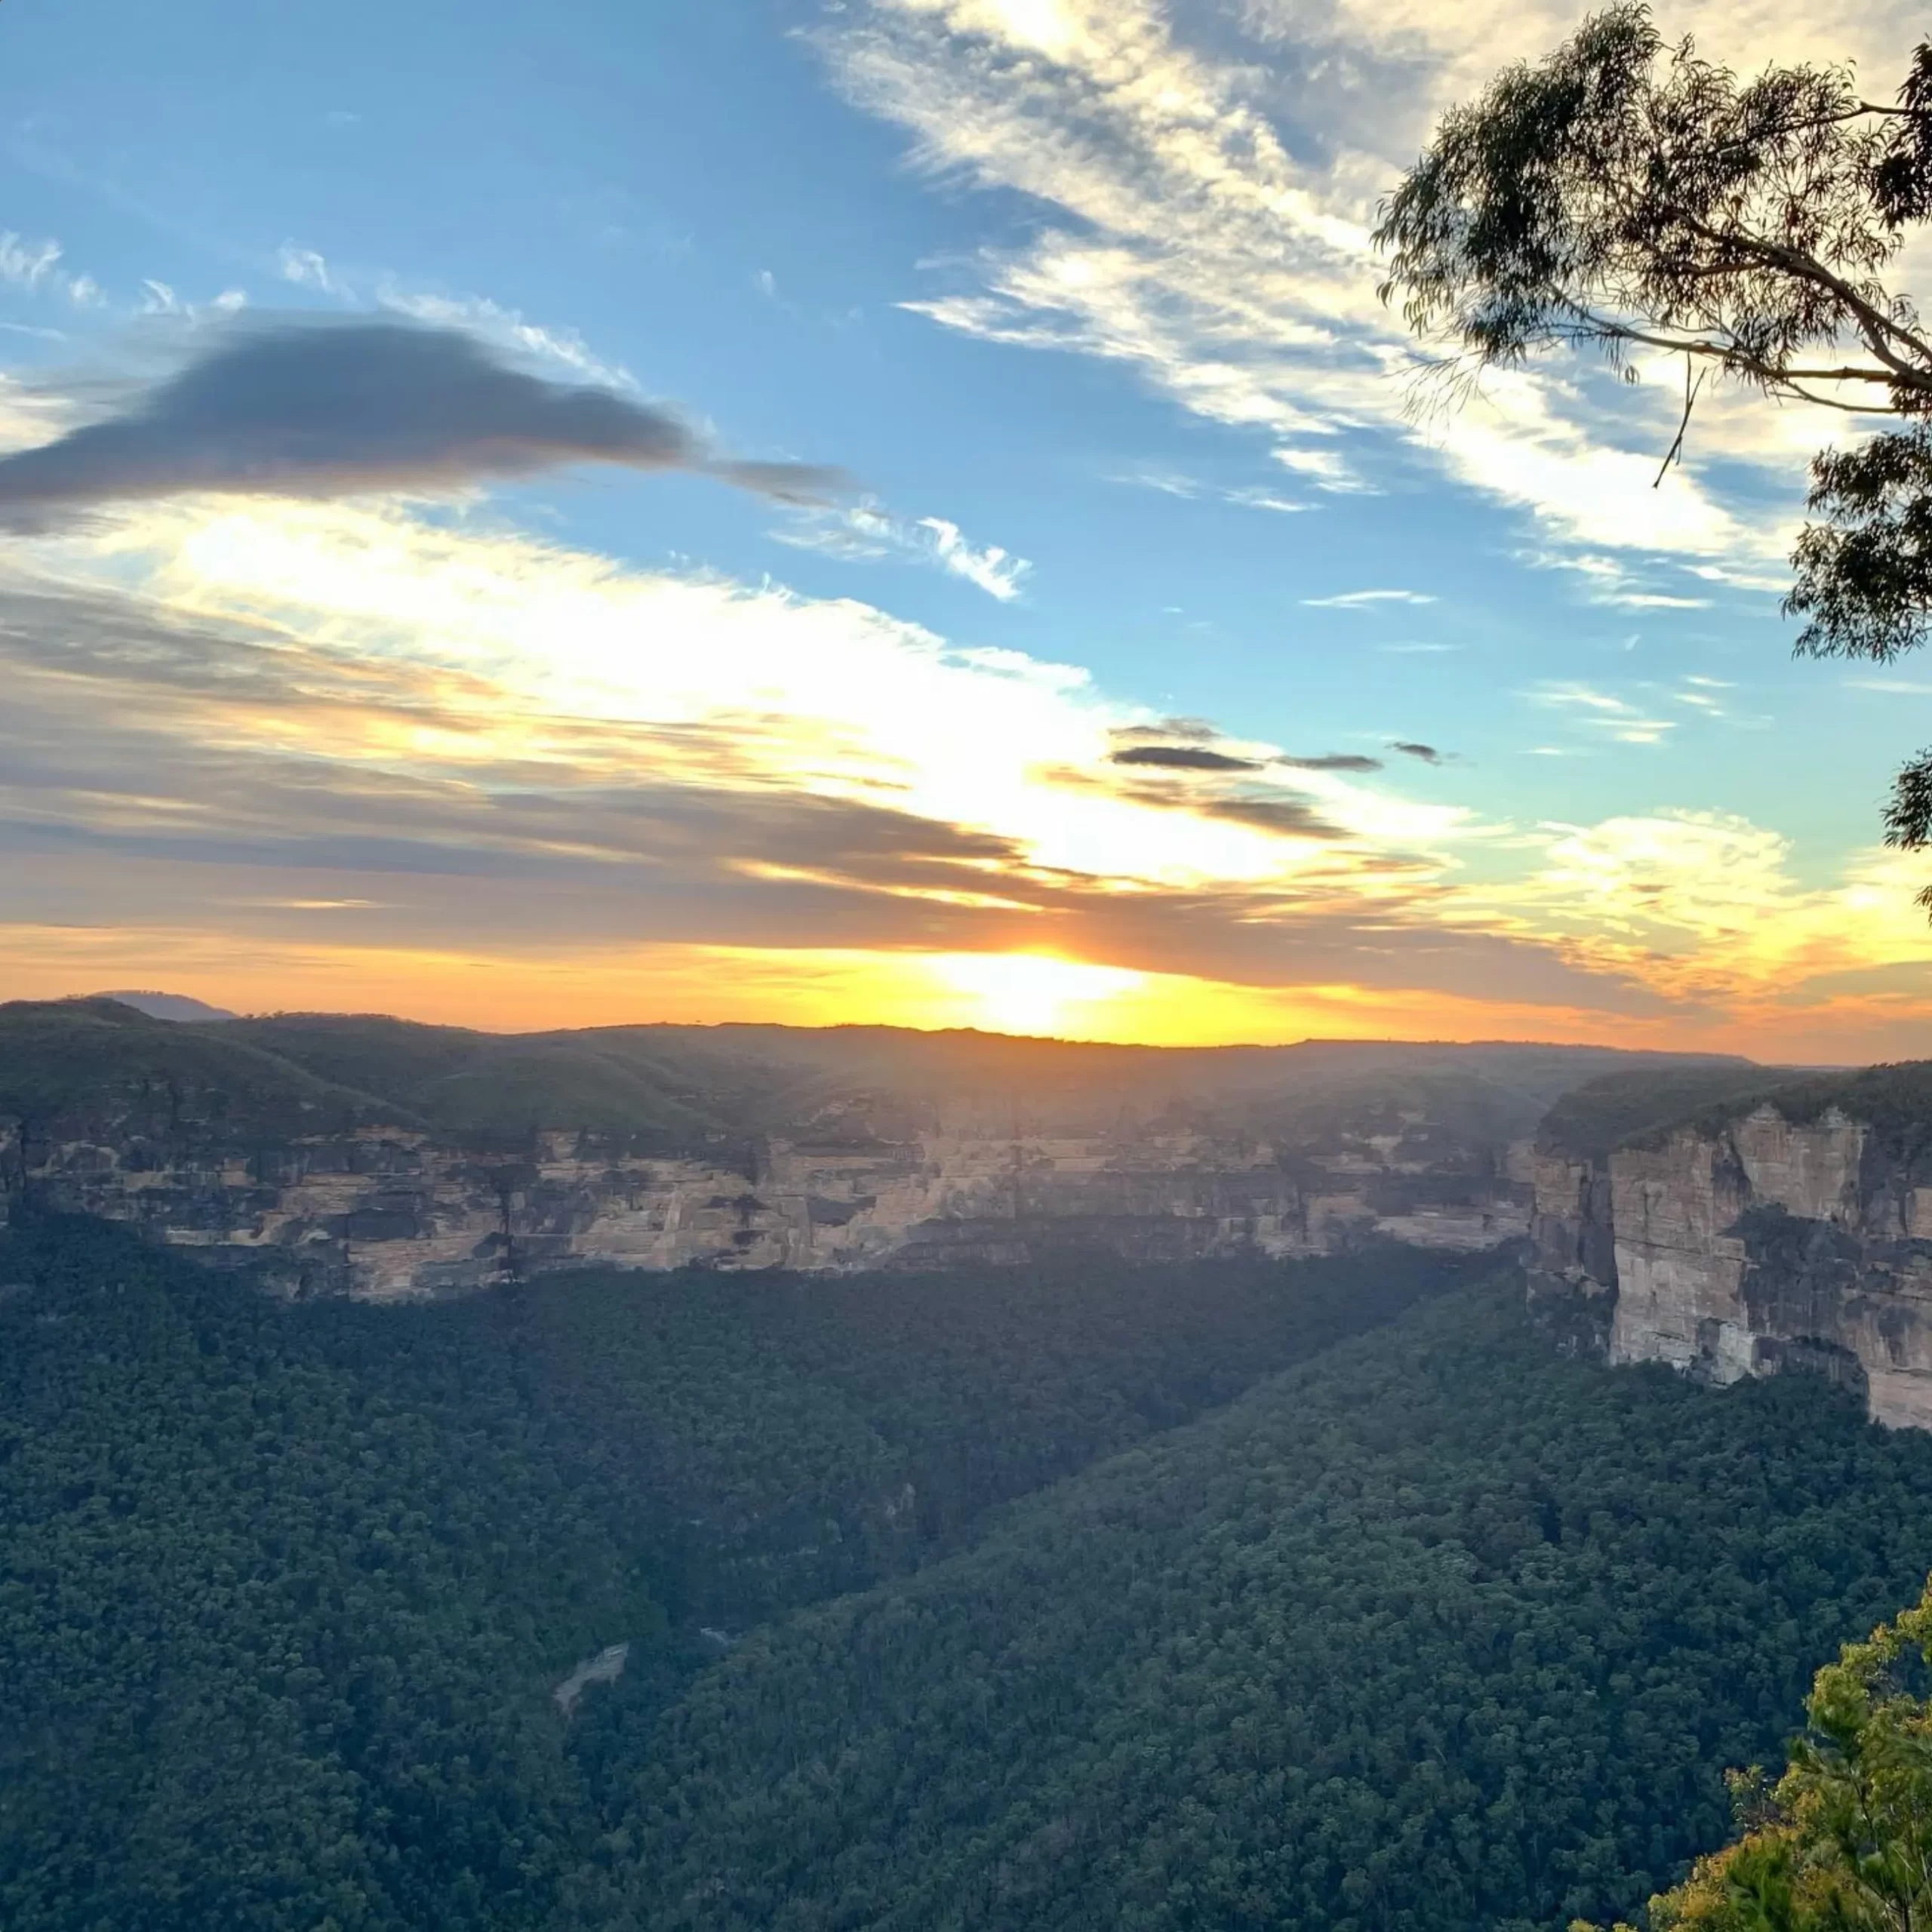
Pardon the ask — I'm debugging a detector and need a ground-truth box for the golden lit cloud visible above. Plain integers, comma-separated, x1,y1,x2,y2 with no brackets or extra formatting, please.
1,481,1928,1059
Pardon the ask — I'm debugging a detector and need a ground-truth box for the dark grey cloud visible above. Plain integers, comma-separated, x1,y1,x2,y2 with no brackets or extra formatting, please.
1276,752,1383,773
1201,797,1346,839
0,317,844,518
1110,744,1264,772
1391,741,1447,765
1110,718,1219,746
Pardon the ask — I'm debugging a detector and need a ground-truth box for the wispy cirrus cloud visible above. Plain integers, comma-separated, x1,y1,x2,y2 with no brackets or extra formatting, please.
814,0,1905,584
1106,467,1310,514
0,231,103,309
774,499,1032,599
275,240,638,388
1302,589,1436,609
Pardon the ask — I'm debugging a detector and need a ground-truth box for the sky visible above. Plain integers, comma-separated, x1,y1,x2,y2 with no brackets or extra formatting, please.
2,0,1931,1059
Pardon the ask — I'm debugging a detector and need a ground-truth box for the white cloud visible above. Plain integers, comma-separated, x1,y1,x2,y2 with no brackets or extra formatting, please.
0,231,106,309
1303,589,1435,608
1530,681,1678,745
820,0,1884,577
1108,468,1309,512
917,515,1029,599
1223,486,1310,514
377,285,636,389
278,244,343,294
775,500,1032,600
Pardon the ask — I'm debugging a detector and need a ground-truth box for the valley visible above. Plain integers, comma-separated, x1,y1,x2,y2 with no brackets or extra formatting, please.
13,999,1932,1928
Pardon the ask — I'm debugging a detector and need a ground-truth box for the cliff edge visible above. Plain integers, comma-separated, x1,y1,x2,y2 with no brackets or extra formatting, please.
1,998,1727,1298
1527,1063,1932,1426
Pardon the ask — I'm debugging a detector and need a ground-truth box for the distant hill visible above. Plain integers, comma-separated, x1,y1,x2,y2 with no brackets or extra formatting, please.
0,997,1757,1155
88,990,240,1023
0,998,396,1146
198,1011,1749,1146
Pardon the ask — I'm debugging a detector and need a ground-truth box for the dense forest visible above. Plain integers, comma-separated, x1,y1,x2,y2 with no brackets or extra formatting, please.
6,1208,1932,1929
0,1208,1474,1929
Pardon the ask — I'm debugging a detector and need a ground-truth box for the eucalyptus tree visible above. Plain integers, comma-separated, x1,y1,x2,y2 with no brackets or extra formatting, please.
1377,6,1932,892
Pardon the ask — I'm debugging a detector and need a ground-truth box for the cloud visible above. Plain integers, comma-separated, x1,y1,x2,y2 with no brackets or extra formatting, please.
1277,752,1383,772
0,317,844,520
1108,468,1311,514
1303,589,1437,608
1390,741,1445,764
1528,679,1739,746
0,232,103,309
277,245,341,294
774,500,1032,599
3,478,1926,1054
1109,743,1263,771
918,516,1029,599
374,287,636,389
1200,796,1346,839
816,0,1888,577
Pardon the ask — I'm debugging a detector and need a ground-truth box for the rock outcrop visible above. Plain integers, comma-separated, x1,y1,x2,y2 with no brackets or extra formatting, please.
1527,1065,1932,1426
2,1114,1535,1298
4,998,1755,1302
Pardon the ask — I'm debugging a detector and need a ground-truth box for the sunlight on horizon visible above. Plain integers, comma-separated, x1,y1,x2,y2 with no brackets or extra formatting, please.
926,952,1149,1037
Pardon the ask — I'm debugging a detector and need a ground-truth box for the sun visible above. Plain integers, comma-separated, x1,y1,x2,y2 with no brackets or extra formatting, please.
928,952,1146,1038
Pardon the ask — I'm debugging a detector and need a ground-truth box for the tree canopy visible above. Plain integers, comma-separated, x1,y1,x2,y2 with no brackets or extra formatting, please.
1376,6,1932,896
1582,1576,1932,1931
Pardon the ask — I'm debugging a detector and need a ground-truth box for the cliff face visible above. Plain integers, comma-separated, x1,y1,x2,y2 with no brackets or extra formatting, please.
1527,1091,1932,1427
2,1113,1532,1297
6,1000,1747,1301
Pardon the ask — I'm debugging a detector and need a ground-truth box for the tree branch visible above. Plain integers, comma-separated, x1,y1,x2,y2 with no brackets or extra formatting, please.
1679,214,1932,381
1654,358,1704,486
1706,100,1932,158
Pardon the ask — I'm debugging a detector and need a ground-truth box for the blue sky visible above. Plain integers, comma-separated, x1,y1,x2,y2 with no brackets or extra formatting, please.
2,0,1930,1056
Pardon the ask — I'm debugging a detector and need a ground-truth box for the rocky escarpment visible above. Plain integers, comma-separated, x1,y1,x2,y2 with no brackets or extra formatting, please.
1,999,1708,1298
2,1114,1536,1299
1527,1064,1932,1426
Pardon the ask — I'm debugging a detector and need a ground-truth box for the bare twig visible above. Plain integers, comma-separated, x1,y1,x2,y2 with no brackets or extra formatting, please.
1654,357,1706,485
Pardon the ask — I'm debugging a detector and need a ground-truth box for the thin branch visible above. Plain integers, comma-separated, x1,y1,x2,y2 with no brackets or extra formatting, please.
1561,311,1908,407
1654,358,1705,485
1678,214,1932,379
1706,101,1932,158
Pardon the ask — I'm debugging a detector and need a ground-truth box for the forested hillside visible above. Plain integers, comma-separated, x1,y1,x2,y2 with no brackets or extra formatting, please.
7,1207,1932,1930
618,1288,1932,1932
0,1208,1470,1930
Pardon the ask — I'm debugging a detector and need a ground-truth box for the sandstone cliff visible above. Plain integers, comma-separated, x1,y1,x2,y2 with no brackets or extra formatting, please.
2,998,1721,1298
1527,1063,1932,1426
3,1105,1536,1297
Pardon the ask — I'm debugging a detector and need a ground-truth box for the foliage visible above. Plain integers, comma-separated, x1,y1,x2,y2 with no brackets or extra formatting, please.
1580,1577,1932,1931
1376,5,1932,891
0,997,390,1152
14,1201,1932,1930
619,1283,1932,1932
0,1209,1466,1928
1536,1063,1799,1160
1664,1060,1932,1161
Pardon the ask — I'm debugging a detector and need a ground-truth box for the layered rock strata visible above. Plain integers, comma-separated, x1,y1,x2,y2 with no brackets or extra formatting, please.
2,1115,1531,1299
1528,1103,1932,1426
